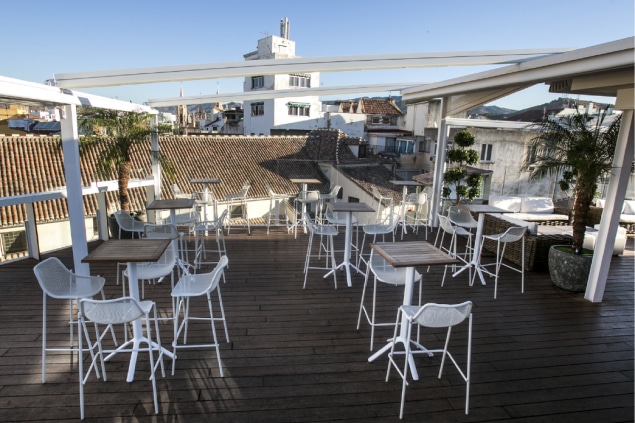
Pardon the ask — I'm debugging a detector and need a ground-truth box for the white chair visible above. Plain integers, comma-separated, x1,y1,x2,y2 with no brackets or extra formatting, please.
473,226,526,298
371,185,394,221
447,207,477,258
357,250,422,350
357,212,400,269
33,257,114,384
303,212,339,289
386,301,473,419
318,185,342,222
448,206,478,231
171,183,192,199
265,182,290,234
171,255,229,376
225,182,251,234
193,190,218,222
114,210,147,288
123,236,177,300
292,190,320,238
402,192,429,238
173,204,200,265
78,297,164,420
114,210,146,239
434,215,473,286
194,209,228,270
144,222,188,292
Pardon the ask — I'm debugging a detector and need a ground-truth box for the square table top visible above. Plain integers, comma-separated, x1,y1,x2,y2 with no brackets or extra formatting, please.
190,178,221,184
290,178,322,185
327,202,375,213
146,198,195,210
82,239,170,263
459,203,508,214
370,241,459,268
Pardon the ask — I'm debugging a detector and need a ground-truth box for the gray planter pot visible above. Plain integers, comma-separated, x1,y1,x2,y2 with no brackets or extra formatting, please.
548,245,593,292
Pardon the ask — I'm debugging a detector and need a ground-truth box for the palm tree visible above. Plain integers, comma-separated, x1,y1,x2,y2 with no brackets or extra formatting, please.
523,108,621,254
79,108,173,212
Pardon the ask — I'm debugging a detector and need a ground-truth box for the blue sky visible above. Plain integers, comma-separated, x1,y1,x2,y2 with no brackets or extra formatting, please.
3,0,633,110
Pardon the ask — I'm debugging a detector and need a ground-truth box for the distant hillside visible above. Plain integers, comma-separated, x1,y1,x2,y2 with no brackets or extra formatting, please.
482,97,615,122
468,104,517,116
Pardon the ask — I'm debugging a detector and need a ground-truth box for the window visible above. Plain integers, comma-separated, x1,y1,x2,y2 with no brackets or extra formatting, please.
289,74,311,88
251,76,264,89
481,144,493,161
288,103,310,116
396,139,415,154
347,196,359,203
251,102,264,116
368,115,397,125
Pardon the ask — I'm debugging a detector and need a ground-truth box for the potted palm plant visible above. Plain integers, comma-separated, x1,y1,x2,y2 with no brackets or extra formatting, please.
79,108,173,237
523,107,621,291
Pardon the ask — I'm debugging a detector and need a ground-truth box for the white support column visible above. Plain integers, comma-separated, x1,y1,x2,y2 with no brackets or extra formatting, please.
60,104,90,275
25,203,39,260
585,108,634,303
430,97,449,227
148,115,161,223
96,191,109,240
151,115,161,198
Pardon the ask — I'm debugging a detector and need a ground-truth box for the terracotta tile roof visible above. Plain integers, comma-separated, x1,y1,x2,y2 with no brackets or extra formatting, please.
338,165,403,204
0,130,381,227
359,98,403,116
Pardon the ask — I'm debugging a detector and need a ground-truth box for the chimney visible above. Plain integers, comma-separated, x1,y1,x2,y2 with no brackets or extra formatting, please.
280,17,290,39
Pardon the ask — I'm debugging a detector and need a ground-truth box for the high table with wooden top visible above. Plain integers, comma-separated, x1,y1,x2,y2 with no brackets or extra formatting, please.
146,198,196,226
325,202,375,287
390,180,423,238
82,238,174,382
290,178,322,235
146,198,196,273
367,241,459,380
451,203,508,285
190,178,220,221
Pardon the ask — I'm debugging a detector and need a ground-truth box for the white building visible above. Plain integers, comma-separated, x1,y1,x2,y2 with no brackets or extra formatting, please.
242,18,322,135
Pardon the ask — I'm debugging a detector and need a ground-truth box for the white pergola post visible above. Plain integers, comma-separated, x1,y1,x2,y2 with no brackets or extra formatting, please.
59,104,89,275
585,106,634,302
151,114,161,198
96,190,109,240
430,97,450,227
25,203,39,260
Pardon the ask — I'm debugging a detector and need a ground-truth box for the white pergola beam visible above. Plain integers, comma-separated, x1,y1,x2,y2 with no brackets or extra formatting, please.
402,37,633,104
444,86,533,115
146,82,426,107
0,75,81,106
54,48,571,89
68,90,157,113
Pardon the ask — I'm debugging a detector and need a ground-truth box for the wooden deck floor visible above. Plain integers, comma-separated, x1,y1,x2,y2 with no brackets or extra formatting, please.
0,225,633,422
